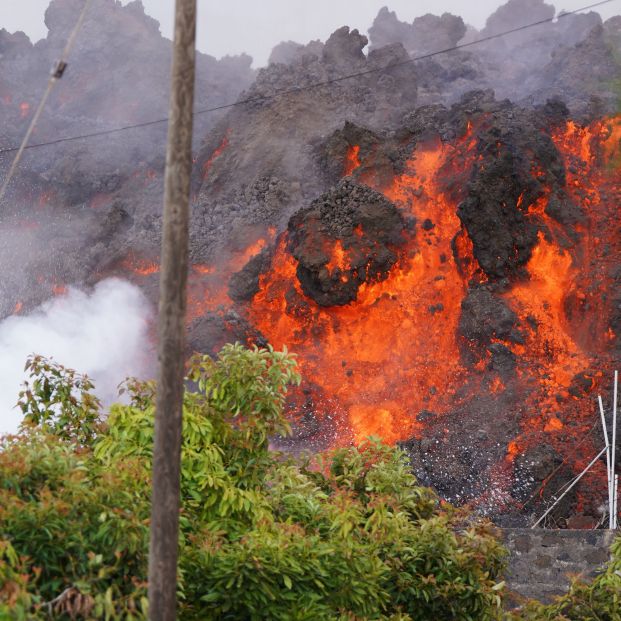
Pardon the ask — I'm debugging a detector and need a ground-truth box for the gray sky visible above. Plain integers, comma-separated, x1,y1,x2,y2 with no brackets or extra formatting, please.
0,0,618,66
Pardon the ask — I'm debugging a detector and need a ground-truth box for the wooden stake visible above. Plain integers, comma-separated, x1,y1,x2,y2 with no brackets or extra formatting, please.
598,395,613,529
531,446,608,529
148,1,197,619
613,371,618,529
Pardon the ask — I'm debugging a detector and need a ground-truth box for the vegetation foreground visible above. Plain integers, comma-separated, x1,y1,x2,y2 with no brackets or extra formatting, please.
0,345,619,620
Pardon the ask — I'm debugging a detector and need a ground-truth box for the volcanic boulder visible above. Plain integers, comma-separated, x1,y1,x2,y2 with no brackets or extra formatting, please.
188,310,264,356
228,246,273,302
458,286,521,374
459,287,518,344
322,26,368,68
456,104,569,278
320,121,398,185
369,7,467,56
287,179,406,306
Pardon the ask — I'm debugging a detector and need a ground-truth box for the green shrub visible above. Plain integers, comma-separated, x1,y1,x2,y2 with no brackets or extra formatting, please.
1,344,507,620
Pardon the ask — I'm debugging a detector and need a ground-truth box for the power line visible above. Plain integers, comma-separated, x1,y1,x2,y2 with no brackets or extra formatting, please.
0,0,92,199
0,0,616,157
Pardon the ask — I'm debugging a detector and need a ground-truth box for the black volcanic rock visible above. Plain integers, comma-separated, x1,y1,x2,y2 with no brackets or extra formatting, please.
512,444,575,522
287,180,404,306
459,287,518,346
456,105,568,278
369,7,466,56
400,391,520,513
188,310,264,356
322,26,368,68
319,121,387,183
228,246,273,302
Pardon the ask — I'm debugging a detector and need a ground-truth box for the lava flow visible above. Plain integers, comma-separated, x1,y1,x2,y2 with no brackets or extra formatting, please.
174,113,621,516
246,128,483,445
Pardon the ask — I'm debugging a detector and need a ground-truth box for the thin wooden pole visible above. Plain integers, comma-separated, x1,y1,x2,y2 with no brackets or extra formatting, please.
531,446,608,529
148,0,197,619
612,371,618,529
598,395,613,528
614,474,619,529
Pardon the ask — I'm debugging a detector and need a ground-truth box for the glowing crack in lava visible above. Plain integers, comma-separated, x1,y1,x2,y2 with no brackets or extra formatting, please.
202,131,230,181
343,145,361,176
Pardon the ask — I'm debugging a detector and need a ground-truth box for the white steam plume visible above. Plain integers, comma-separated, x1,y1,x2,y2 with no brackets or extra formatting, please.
0,278,154,435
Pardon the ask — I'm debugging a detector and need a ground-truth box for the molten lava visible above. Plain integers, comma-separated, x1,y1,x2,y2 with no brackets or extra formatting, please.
202,132,230,180
187,230,275,322
325,240,351,276
121,255,160,277
98,114,621,515
343,145,361,176
247,131,482,445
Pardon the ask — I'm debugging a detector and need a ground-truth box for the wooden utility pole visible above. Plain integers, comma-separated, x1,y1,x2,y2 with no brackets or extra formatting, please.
148,1,197,619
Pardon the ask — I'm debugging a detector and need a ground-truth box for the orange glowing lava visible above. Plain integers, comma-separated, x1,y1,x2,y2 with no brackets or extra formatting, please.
483,115,621,502
121,255,160,277
343,145,361,176
246,131,481,444
193,264,214,275
187,229,275,322
325,240,351,275
203,132,230,180
178,114,620,517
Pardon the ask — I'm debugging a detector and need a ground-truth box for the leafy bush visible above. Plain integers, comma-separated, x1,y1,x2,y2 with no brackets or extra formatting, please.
1,344,508,620
17,355,103,446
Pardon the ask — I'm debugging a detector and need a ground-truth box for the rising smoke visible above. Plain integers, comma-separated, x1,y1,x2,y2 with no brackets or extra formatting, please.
0,278,154,435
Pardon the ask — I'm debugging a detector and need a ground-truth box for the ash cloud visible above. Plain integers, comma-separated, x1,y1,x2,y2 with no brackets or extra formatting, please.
0,278,154,435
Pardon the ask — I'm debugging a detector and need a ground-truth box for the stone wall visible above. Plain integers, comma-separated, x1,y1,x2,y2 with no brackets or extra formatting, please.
503,528,616,604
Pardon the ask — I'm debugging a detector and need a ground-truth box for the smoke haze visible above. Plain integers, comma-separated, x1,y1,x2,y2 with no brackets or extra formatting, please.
0,278,154,435
0,0,617,66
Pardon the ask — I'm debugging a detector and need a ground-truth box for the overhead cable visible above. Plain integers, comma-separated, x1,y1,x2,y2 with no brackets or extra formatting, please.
0,0,616,157
0,0,93,201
